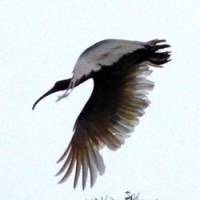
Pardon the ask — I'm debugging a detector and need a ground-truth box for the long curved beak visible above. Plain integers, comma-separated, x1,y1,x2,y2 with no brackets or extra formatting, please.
32,78,71,110
32,86,57,110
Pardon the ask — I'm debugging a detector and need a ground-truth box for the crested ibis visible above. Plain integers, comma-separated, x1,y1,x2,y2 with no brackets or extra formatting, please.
32,39,171,189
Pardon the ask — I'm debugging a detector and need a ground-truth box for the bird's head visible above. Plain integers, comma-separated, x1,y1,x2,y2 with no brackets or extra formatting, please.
32,79,71,110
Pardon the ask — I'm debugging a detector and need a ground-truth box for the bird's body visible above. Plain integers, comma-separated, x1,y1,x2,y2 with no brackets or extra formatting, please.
72,39,144,84
33,39,171,189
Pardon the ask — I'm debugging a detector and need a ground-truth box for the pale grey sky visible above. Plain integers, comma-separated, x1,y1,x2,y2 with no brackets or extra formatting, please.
0,1,200,200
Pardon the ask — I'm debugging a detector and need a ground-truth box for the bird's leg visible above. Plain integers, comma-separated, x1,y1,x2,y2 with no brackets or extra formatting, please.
56,88,73,102
56,80,75,102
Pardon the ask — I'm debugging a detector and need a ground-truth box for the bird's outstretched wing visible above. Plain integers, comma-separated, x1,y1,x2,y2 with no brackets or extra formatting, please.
56,39,171,189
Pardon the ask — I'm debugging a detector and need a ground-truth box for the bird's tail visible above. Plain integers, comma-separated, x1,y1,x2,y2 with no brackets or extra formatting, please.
145,39,171,66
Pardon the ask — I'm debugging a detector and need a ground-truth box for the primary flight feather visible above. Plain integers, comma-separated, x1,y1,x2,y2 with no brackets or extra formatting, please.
32,39,171,189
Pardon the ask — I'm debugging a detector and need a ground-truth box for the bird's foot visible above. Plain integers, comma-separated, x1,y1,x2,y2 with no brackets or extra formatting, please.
56,89,72,102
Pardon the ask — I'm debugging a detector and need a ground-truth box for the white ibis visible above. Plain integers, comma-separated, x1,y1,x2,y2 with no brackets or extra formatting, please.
32,39,171,189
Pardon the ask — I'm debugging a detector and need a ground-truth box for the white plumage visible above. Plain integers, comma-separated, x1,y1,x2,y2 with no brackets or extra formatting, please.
72,40,145,82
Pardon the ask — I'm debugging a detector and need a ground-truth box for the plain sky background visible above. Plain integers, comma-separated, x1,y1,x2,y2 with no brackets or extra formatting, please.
0,1,200,200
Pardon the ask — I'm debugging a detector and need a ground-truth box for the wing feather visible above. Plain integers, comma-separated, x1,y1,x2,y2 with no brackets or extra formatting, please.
73,151,81,188
86,143,98,188
81,149,88,189
58,150,76,183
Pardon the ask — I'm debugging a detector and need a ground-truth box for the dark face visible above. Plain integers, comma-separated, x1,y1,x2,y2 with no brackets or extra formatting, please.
32,79,70,110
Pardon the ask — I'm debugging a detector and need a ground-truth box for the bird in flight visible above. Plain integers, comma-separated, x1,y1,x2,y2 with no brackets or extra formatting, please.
32,39,171,189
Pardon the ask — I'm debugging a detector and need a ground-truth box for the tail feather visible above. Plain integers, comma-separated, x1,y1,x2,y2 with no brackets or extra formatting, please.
146,39,171,65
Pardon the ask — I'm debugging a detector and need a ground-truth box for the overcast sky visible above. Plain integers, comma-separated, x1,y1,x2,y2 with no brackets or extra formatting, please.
0,1,200,200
